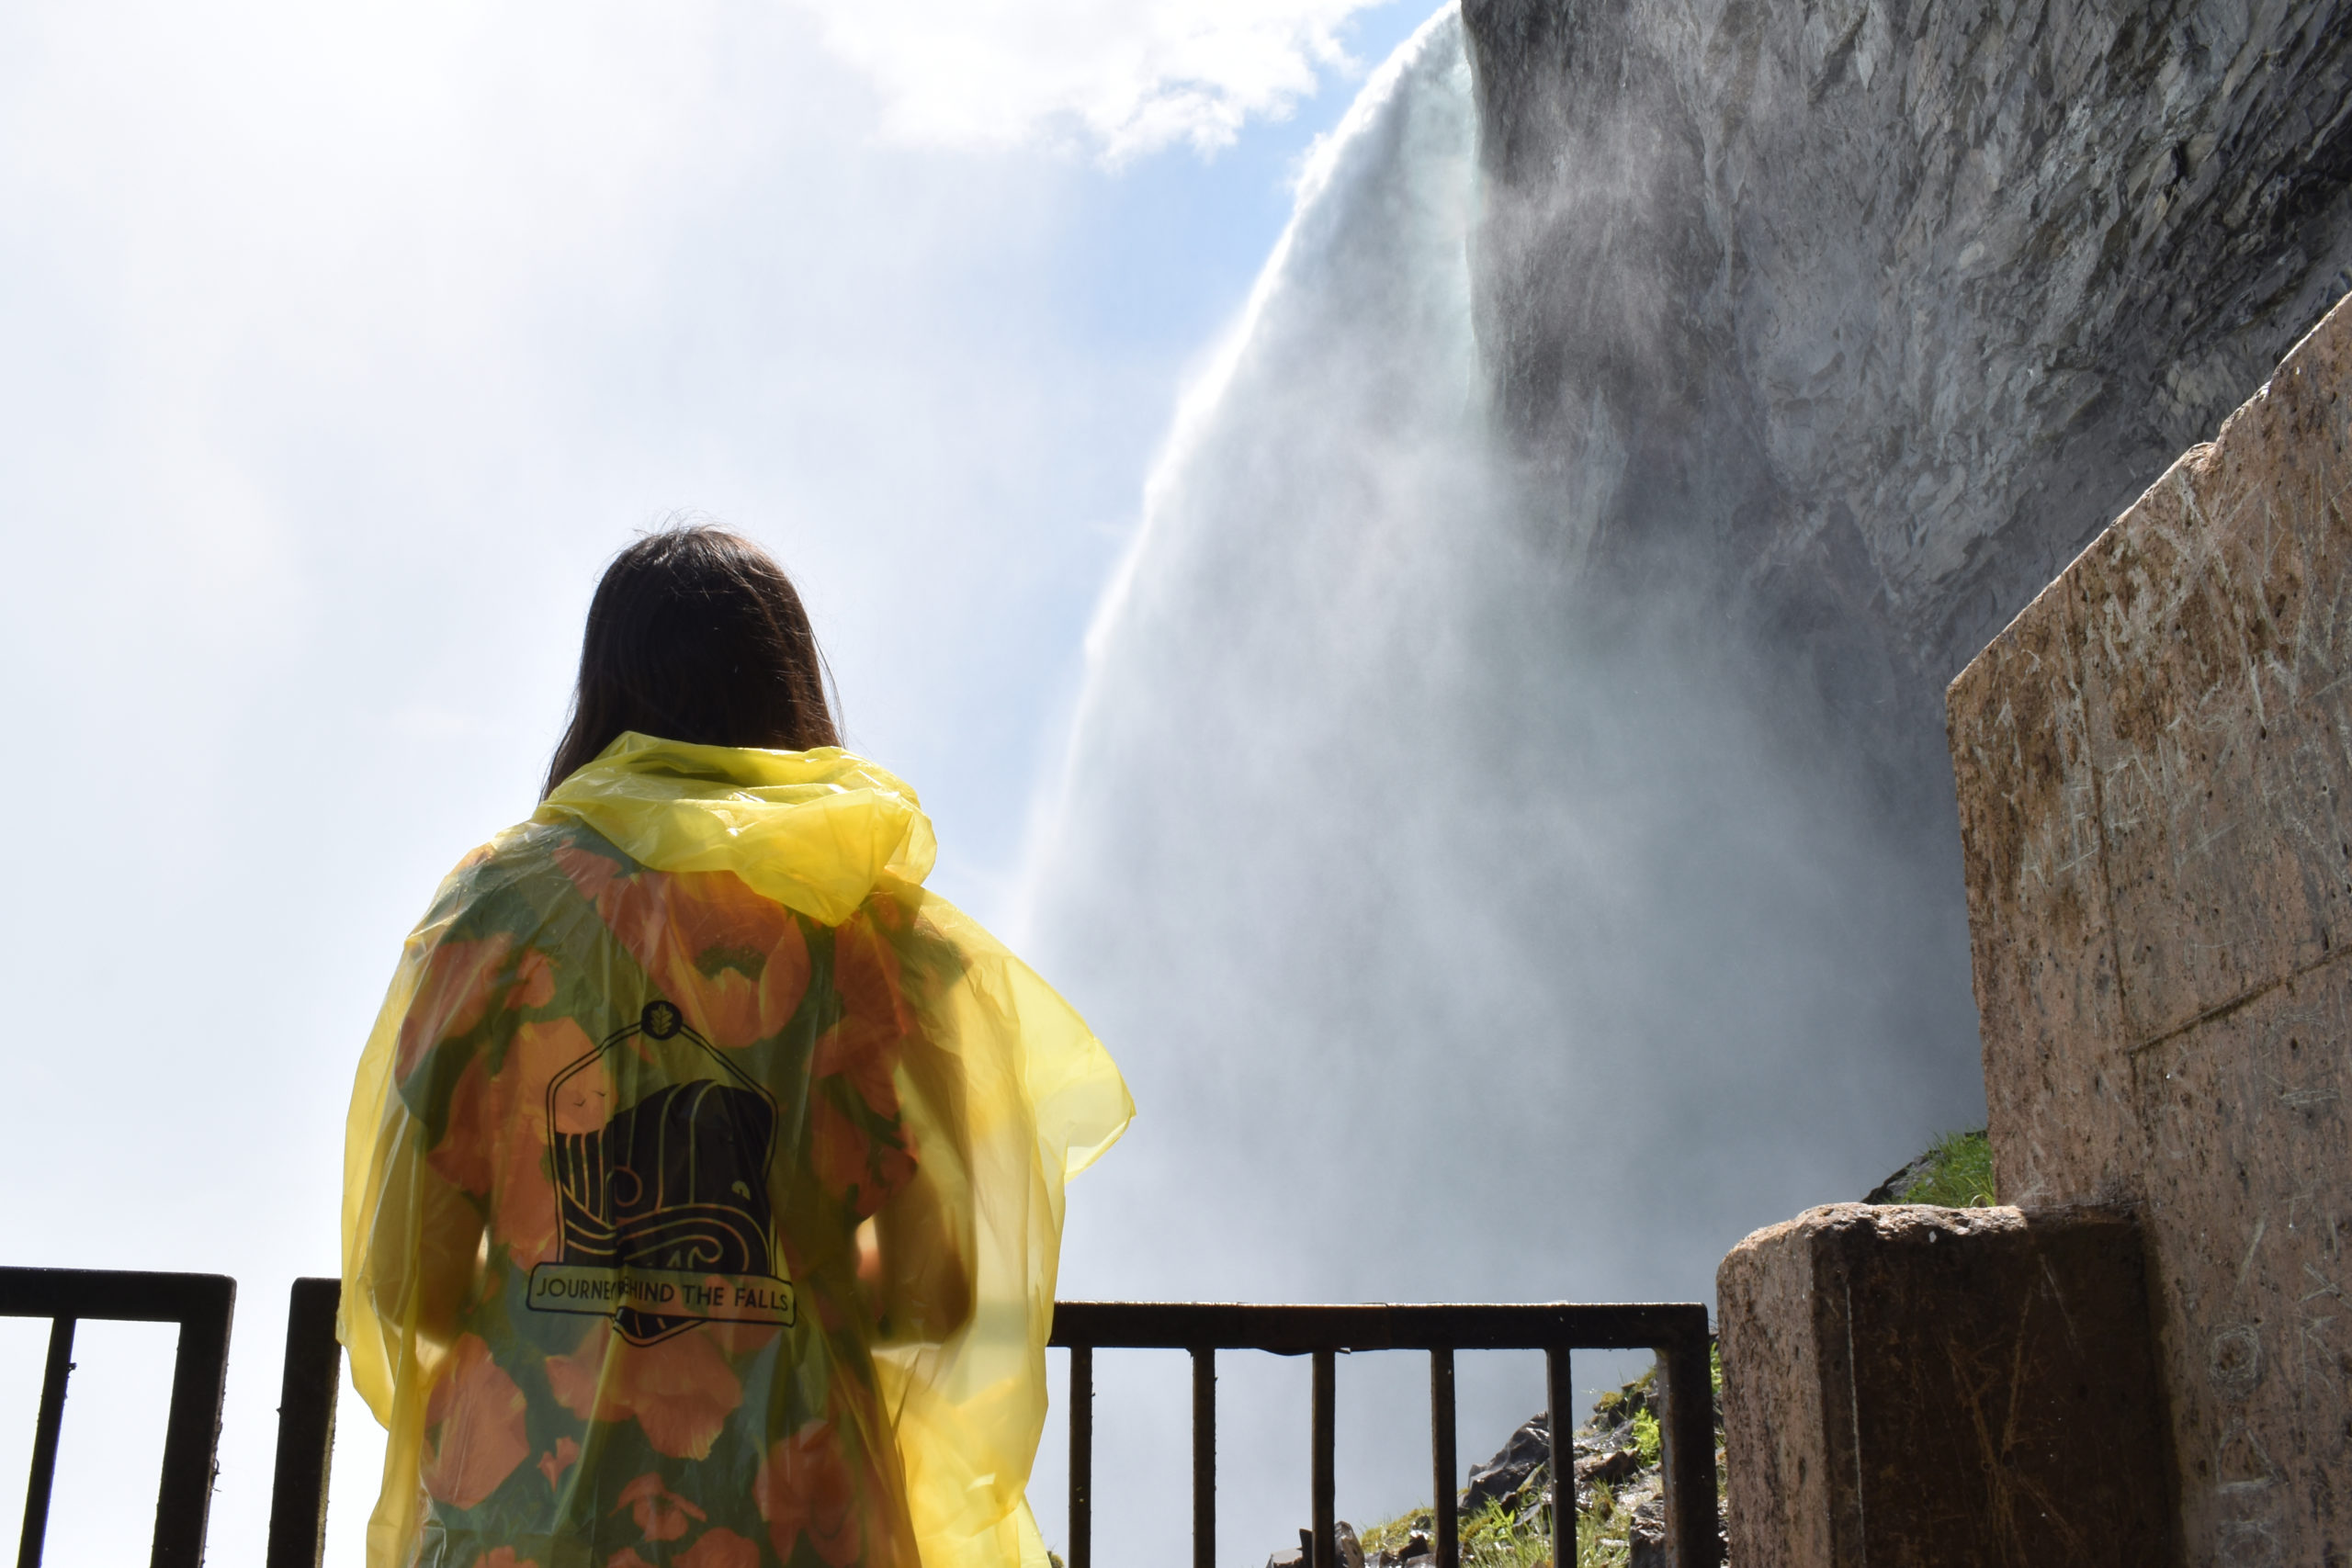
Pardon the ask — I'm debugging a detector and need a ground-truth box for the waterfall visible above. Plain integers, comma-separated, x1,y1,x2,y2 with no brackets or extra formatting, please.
1020,3,1983,1555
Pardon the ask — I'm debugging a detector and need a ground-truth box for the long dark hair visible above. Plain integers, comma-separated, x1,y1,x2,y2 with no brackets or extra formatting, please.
543,525,839,796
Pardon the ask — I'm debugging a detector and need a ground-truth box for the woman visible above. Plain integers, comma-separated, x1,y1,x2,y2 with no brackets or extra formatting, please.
341,526,1132,1568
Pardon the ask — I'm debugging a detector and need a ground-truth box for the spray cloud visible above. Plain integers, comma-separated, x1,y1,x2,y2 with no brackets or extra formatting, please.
1020,6,1984,1559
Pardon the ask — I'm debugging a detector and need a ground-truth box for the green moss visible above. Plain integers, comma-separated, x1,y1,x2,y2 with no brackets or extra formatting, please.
1899,1128,1997,1207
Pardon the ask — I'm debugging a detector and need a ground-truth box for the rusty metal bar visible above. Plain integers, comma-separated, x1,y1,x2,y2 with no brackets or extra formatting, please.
1069,1344,1092,1568
1428,1348,1457,1568
1191,1348,1215,1568
1048,1301,1712,1568
17,1317,74,1568
155,1280,236,1568
1310,1350,1335,1568
1658,1337,1722,1568
266,1278,345,1568
0,1269,236,1568
1047,1301,1705,1353
1545,1348,1572,1568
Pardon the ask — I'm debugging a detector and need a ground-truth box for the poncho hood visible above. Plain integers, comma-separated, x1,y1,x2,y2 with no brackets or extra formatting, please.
536,732,937,925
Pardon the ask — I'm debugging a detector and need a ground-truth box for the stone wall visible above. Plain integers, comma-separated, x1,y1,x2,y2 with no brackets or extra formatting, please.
1950,291,2352,1566
1718,1204,2177,1568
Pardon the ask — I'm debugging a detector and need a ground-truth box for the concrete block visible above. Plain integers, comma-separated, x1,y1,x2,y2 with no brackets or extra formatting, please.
1946,582,2139,1206
1951,291,2352,1562
2133,969,2352,1562
1717,1203,2176,1568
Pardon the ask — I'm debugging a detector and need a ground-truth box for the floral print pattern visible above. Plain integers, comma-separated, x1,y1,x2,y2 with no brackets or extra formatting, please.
383,820,926,1568
754,1422,862,1568
420,1336,530,1511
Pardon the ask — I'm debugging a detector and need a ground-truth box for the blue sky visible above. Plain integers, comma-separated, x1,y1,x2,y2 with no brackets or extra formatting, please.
0,3,1434,1562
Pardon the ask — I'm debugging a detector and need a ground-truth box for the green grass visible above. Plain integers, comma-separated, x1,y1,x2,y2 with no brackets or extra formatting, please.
1586,1367,1653,1428
1626,1410,1660,1470
1899,1128,1997,1207
1355,1495,1635,1568
1351,1356,1731,1568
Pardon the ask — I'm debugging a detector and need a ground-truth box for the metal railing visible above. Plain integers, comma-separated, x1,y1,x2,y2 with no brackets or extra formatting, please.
0,1267,236,1568
1049,1303,1721,1568
8,1277,1719,1568
266,1280,344,1568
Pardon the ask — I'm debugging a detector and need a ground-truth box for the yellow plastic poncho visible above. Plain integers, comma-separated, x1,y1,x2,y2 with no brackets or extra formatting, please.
341,734,1132,1568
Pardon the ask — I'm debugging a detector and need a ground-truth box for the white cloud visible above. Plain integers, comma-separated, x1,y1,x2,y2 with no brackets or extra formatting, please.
789,0,1388,157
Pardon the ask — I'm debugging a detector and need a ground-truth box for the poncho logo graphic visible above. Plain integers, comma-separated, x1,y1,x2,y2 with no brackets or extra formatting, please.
528,998,797,1342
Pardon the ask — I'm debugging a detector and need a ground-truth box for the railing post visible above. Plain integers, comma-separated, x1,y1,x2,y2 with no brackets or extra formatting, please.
152,1277,234,1568
1310,1350,1335,1568
1192,1348,1216,1568
266,1279,345,1568
1070,1345,1092,1568
1658,1336,1720,1568
18,1317,76,1568
1040,1301,1714,1568
1428,1349,1457,1568
1545,1348,1572,1568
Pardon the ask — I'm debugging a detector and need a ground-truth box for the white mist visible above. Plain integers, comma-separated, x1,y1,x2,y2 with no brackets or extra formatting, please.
1020,3,1984,1562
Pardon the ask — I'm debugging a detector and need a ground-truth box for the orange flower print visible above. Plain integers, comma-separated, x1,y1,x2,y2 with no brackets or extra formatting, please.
812,1021,899,1124
511,1019,602,1260
537,1438,580,1490
473,1550,539,1568
754,1420,861,1568
594,869,810,1047
811,1094,915,1221
676,1528,762,1568
427,1052,496,1196
823,913,915,1117
545,1319,743,1460
424,1017,600,1266
548,1049,616,1137
810,1094,865,1204
553,840,624,903
616,1472,707,1541
398,933,515,1080
419,1335,529,1510
605,1551,659,1568
507,946,557,1010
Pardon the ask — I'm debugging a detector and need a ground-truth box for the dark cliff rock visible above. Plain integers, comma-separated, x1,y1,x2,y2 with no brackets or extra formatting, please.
1461,0,2352,773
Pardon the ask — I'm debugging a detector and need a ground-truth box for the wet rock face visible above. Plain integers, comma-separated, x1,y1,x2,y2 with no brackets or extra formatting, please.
1462,0,2352,771
1463,1414,1551,1513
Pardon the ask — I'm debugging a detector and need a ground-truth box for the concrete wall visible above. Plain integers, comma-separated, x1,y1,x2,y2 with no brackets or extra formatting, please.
1718,1204,2176,1568
1950,291,2352,1566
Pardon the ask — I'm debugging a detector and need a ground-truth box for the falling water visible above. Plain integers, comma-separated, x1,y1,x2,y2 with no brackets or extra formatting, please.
1020,4,1983,1559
